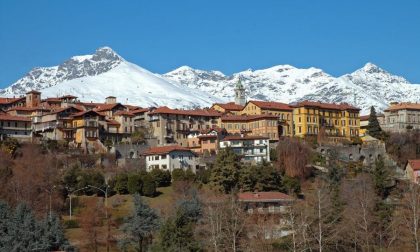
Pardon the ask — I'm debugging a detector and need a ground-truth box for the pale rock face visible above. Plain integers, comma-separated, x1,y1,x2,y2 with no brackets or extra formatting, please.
2,47,420,114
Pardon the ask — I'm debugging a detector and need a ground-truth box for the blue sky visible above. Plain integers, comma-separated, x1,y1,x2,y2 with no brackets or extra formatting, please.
0,0,419,88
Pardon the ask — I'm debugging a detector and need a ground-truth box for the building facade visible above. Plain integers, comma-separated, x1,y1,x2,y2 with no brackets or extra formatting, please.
219,135,270,163
293,101,360,140
383,102,420,133
240,100,294,136
144,145,198,172
405,160,420,184
148,106,221,146
220,114,280,141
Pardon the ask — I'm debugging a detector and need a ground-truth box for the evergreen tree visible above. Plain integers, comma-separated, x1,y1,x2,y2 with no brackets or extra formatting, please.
239,164,256,191
176,190,202,223
39,214,74,251
367,106,383,139
0,201,13,250
210,148,242,193
142,173,157,197
120,194,160,252
373,157,391,199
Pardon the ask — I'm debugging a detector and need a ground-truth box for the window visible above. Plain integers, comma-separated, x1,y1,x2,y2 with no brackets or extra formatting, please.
161,165,167,169
161,155,166,159
299,117,301,123
155,155,160,160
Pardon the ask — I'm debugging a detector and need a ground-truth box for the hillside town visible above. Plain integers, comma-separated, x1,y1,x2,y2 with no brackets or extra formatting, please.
1,77,420,251
2,1,420,250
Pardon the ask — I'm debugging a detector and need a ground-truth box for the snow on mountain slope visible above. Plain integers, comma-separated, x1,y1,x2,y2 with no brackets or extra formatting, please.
40,60,224,108
1,47,224,108
1,47,123,95
163,63,420,114
2,46,419,113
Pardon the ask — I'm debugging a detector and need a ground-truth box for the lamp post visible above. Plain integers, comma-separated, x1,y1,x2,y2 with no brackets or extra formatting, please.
45,185,56,220
66,186,88,220
87,184,110,252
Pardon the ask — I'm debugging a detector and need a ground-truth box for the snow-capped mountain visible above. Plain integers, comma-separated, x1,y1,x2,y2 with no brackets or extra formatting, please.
0,47,224,108
2,47,420,114
163,63,420,114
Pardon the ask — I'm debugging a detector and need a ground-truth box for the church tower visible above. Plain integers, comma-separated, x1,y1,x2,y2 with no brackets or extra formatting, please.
234,77,246,106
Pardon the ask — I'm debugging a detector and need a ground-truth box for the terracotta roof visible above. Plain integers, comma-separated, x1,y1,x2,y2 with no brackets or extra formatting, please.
221,114,278,122
238,192,293,202
46,105,84,115
149,106,221,117
385,102,420,112
72,110,104,118
222,135,269,141
43,98,62,102
407,160,420,171
143,145,193,155
360,115,370,121
0,114,32,122
114,111,135,117
95,103,126,112
106,119,120,126
0,97,25,104
249,100,293,111
295,100,360,111
7,106,50,112
131,108,149,114
124,104,142,111
60,95,78,99
212,102,244,111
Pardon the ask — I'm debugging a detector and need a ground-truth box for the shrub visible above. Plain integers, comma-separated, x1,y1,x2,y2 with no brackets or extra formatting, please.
127,173,143,194
150,168,171,187
142,174,157,197
63,219,79,229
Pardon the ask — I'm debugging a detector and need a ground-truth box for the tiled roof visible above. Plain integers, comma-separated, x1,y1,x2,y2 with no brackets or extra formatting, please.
222,135,269,141
43,98,62,102
407,160,420,171
0,97,25,104
149,106,221,117
0,114,32,122
238,192,293,202
124,104,142,111
143,145,193,155
95,103,126,112
72,110,104,117
221,114,278,122
114,111,135,117
384,102,420,112
60,95,78,99
131,108,149,114
249,100,293,111
212,102,244,111
106,119,120,126
295,100,360,111
7,106,50,112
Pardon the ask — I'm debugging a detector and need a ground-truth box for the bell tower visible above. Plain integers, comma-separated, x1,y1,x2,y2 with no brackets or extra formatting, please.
234,77,246,106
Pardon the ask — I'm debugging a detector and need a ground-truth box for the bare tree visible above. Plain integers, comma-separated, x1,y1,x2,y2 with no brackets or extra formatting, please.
276,138,312,178
398,183,420,252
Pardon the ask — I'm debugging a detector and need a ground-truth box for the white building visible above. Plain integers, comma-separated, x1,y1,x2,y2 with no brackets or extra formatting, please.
383,102,420,133
144,145,198,173
219,135,270,163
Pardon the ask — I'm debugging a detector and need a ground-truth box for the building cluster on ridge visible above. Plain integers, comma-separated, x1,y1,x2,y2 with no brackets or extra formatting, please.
1,80,420,177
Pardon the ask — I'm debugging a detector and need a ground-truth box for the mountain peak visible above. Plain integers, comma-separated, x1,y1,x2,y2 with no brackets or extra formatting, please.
361,62,385,74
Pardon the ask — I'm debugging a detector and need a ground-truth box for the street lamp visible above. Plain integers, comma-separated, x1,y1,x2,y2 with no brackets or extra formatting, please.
45,185,56,220
87,184,110,252
66,186,88,220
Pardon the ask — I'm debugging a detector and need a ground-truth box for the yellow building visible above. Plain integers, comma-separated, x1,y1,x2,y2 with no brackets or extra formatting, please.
292,101,360,140
219,114,280,141
240,100,294,136
72,110,105,147
211,102,244,115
